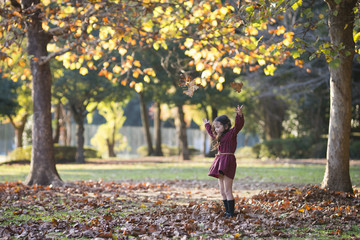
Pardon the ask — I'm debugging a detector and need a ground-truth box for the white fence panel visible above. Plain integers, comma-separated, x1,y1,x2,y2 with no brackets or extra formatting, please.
0,123,258,157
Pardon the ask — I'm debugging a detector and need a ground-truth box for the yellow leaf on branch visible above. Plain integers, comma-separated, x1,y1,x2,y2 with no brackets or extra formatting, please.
119,47,127,56
134,60,141,67
135,82,143,93
79,67,88,75
264,64,276,76
113,65,121,73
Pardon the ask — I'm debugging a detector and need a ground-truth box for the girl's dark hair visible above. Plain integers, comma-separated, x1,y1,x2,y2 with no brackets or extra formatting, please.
211,115,231,150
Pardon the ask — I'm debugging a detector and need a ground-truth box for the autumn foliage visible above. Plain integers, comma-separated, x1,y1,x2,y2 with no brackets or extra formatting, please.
0,181,359,239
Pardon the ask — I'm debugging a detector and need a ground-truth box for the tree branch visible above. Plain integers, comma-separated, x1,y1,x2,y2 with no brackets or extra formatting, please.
38,42,77,65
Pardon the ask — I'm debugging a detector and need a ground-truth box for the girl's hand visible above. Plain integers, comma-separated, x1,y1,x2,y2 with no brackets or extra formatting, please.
235,105,244,115
202,118,209,124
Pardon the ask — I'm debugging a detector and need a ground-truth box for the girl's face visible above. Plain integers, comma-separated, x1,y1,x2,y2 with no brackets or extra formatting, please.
213,121,228,135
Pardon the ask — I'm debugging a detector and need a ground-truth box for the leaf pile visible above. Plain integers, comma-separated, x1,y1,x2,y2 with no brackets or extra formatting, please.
0,181,359,239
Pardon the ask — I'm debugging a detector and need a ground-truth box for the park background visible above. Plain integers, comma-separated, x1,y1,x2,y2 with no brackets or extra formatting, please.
1,0,360,239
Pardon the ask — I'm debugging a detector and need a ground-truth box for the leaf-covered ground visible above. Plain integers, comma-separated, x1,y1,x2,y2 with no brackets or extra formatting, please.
0,180,359,239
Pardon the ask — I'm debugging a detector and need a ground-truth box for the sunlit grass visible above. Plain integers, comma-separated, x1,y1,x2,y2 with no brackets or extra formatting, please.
0,160,359,187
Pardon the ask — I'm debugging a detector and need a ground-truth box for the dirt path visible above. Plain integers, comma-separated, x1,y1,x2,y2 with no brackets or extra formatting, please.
86,156,360,201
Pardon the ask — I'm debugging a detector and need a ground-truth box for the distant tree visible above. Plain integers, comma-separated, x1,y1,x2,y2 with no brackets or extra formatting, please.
90,101,129,158
0,77,19,118
7,81,32,148
53,68,112,163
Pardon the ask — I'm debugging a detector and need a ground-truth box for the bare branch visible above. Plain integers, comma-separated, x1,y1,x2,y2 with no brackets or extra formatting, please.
39,42,76,65
47,26,70,37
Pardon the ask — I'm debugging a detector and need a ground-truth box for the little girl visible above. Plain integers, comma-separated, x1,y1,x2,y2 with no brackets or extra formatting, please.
203,105,244,217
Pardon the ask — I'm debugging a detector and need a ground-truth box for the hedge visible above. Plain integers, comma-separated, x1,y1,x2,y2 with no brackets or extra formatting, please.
6,145,100,164
252,137,360,159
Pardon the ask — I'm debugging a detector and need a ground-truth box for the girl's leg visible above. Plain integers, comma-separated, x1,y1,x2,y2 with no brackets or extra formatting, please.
223,175,235,217
223,175,234,200
218,175,227,199
218,176,229,214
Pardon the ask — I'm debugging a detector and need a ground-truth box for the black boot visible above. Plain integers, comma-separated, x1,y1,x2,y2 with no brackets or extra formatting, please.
222,200,229,215
226,199,235,217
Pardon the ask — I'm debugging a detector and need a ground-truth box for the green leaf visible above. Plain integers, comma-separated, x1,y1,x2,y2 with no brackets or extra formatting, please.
333,10,338,16
291,0,302,10
334,0,342,4
309,53,317,61
291,50,301,59
245,5,254,13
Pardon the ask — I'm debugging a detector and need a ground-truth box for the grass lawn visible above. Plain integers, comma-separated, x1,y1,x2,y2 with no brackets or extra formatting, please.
1,159,360,187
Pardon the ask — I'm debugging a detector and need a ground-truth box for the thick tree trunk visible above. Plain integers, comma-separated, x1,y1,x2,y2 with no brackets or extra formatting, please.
154,101,163,156
322,0,356,193
23,0,62,186
139,92,154,156
176,104,190,160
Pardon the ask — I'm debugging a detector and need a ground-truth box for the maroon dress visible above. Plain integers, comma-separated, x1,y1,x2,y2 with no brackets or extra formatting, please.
205,114,244,179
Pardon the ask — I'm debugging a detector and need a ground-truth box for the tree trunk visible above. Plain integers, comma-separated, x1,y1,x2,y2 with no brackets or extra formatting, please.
14,127,24,148
71,107,86,164
176,104,190,160
211,106,218,121
106,138,116,157
106,120,116,157
322,0,356,193
139,92,154,156
75,122,85,163
260,96,287,140
202,105,210,157
207,106,218,157
154,101,163,156
62,107,72,146
53,103,61,144
23,0,62,186
9,114,28,148
203,131,208,157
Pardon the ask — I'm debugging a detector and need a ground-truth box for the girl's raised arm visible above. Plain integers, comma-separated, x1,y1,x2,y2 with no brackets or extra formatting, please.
203,118,215,139
232,105,245,135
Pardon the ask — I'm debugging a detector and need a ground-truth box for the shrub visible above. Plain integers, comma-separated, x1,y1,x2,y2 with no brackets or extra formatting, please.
251,137,327,159
6,145,100,164
7,146,32,164
236,146,257,159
